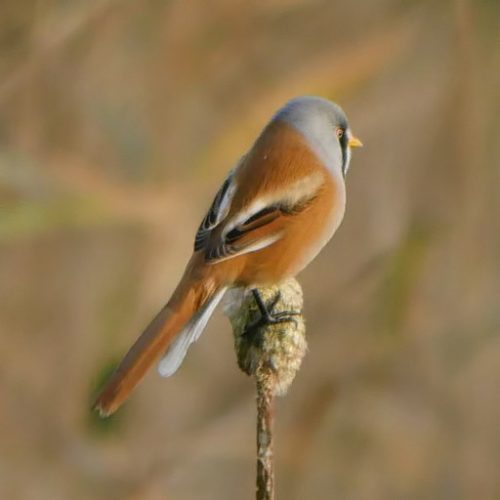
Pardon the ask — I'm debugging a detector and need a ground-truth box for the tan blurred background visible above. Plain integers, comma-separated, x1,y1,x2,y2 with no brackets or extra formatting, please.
1,0,500,498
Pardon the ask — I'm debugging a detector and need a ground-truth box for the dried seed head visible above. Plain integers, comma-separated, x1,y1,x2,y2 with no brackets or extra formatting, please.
225,278,307,396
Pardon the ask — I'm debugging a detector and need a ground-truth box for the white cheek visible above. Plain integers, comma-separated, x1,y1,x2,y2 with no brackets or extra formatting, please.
344,147,352,174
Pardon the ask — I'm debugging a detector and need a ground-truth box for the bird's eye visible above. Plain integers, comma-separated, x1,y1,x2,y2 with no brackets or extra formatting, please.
336,127,345,139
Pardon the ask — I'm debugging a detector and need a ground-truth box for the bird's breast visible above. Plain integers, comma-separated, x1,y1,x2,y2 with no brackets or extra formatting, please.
281,168,346,277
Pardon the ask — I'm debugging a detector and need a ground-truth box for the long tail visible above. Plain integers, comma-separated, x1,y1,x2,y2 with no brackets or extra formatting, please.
93,266,224,417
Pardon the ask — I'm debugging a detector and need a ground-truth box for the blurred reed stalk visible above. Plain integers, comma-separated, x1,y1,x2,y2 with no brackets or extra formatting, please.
225,279,307,500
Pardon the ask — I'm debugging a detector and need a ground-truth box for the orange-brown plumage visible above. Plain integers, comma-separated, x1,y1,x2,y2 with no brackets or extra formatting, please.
226,121,344,284
93,96,360,416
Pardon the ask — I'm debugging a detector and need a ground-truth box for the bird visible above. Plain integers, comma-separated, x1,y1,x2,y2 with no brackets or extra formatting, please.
93,95,362,417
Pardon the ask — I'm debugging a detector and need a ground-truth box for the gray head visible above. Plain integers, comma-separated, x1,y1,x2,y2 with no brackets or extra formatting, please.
273,96,362,176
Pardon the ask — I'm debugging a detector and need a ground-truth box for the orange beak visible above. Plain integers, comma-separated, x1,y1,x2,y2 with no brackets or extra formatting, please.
348,135,363,148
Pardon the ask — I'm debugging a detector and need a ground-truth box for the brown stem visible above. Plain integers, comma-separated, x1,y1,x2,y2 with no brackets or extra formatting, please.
256,380,275,500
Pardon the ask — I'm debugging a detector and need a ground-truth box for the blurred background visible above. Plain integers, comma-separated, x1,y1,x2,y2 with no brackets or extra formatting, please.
1,0,500,498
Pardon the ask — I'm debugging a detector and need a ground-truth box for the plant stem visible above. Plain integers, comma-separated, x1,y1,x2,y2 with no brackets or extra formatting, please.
256,379,275,500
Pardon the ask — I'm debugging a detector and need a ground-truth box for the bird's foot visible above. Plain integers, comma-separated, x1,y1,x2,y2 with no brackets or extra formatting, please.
244,289,301,342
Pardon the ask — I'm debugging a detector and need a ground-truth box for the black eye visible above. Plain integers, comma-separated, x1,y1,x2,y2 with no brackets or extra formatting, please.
336,127,344,139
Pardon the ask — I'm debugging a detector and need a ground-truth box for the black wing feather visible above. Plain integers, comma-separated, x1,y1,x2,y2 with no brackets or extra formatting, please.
194,173,234,251
204,193,317,263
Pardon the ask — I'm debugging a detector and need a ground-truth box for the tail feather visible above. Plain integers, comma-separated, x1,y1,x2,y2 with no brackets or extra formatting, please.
93,277,221,417
158,287,226,377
